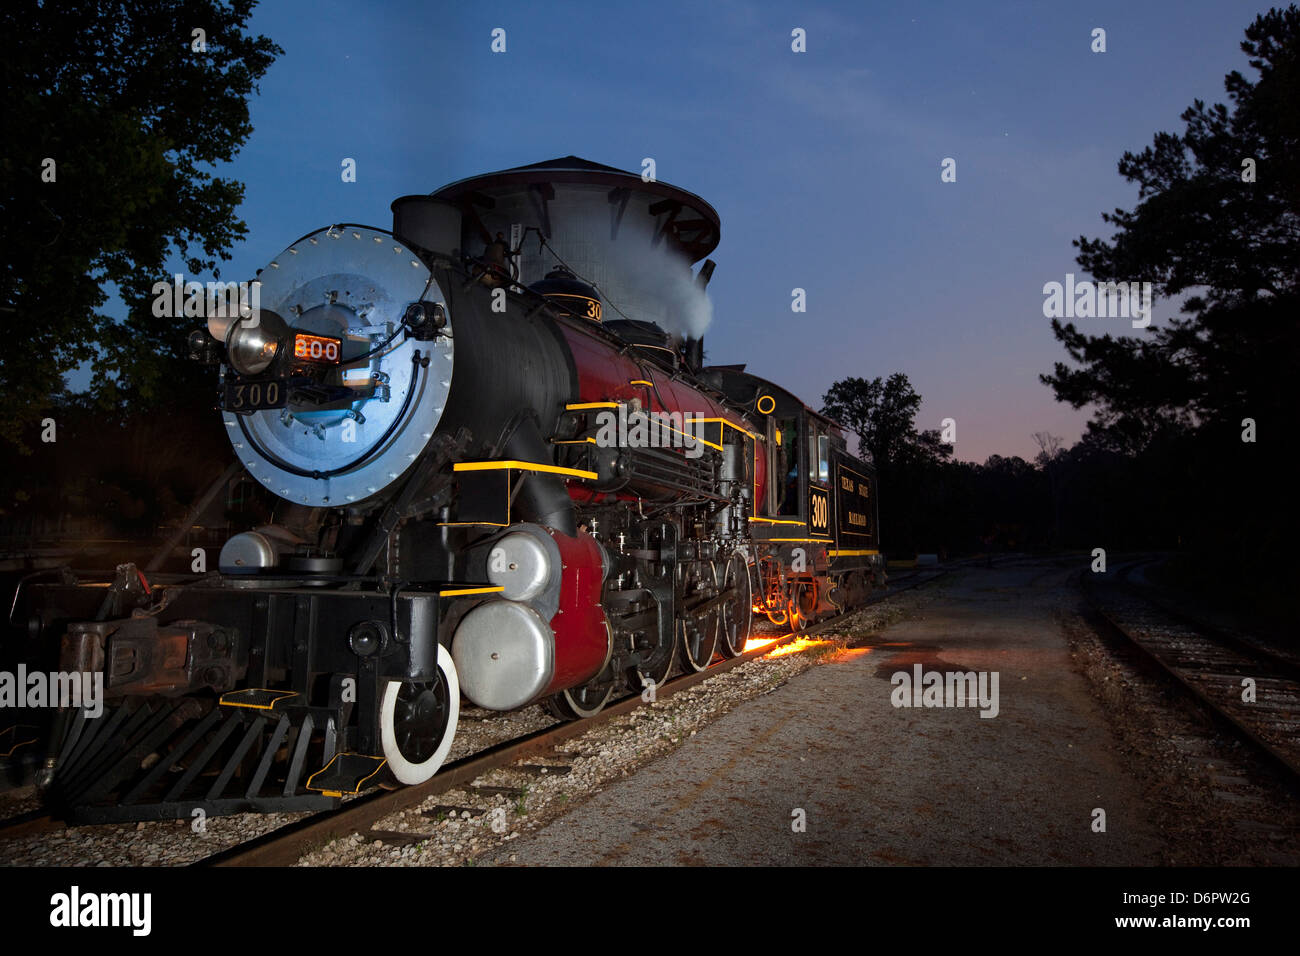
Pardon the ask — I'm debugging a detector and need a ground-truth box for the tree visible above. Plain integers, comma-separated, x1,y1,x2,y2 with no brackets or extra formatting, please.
822,373,953,555
1032,432,1064,545
821,373,952,471
0,1,281,449
1042,7,1299,598
1041,6,1299,449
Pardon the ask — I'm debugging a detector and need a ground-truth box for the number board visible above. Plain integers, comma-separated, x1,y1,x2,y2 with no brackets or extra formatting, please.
808,485,831,537
293,333,342,364
224,378,287,413
836,462,873,540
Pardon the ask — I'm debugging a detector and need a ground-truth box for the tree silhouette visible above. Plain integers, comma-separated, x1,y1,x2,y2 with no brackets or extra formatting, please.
822,373,952,555
0,0,281,449
821,373,952,470
1042,6,1298,606
1042,6,1299,450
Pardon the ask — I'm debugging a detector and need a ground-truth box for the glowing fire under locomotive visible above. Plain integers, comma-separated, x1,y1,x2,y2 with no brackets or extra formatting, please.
16,157,883,821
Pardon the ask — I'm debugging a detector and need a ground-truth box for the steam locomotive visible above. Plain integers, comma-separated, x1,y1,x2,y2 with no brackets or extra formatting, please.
9,157,883,822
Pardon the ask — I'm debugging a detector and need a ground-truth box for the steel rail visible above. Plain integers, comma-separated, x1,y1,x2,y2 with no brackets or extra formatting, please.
1080,563,1300,787
202,569,950,866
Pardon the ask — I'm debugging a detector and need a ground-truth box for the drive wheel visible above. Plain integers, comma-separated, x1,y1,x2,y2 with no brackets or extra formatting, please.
787,582,817,632
677,560,721,672
630,622,676,696
379,644,459,785
718,552,752,657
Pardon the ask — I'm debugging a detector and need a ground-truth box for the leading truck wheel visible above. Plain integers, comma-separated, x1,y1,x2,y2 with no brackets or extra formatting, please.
380,644,459,785
544,682,615,721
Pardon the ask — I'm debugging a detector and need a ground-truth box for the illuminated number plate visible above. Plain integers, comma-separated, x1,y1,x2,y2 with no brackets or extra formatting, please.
293,332,342,364
224,378,286,412
809,486,830,535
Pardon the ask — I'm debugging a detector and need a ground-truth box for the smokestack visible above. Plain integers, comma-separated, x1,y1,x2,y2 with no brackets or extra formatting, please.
681,260,715,370
683,335,704,372
391,196,462,258
696,259,716,291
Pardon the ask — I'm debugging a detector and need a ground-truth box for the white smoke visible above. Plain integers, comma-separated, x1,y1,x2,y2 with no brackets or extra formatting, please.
554,208,714,339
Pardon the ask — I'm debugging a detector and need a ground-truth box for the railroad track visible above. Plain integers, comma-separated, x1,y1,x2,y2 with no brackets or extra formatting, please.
0,565,954,858
1081,559,1300,785
200,567,949,866
0,808,61,843
1112,562,1300,681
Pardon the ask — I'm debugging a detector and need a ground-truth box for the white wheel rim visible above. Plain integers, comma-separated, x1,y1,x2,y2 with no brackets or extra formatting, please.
563,684,613,718
681,618,708,671
724,554,751,653
380,643,459,785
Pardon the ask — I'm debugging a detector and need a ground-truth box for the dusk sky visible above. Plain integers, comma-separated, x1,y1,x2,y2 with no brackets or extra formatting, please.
147,0,1272,463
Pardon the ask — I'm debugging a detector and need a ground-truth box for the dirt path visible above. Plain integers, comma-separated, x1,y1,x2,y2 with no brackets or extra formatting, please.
481,563,1165,865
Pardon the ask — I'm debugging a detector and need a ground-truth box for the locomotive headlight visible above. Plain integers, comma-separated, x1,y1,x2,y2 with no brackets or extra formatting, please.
223,310,289,376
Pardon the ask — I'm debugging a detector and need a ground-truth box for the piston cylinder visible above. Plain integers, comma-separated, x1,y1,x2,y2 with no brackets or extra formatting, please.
451,528,610,710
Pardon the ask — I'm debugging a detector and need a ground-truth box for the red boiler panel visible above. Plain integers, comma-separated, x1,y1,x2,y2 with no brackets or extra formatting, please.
544,529,611,694
556,321,769,510
559,324,731,421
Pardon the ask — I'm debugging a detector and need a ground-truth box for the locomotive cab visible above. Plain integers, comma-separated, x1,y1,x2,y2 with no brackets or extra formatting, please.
700,369,886,629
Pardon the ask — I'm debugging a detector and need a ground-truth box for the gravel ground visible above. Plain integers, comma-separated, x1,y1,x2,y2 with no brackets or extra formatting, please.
461,559,1295,867
455,561,1169,866
0,689,561,866
0,786,40,819
293,596,914,866
1,808,309,867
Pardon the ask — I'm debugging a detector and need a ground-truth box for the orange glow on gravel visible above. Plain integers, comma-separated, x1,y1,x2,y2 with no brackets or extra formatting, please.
765,637,834,658
741,635,841,657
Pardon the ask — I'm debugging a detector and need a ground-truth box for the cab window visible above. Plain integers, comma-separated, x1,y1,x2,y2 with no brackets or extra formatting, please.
777,417,799,516
808,427,830,484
